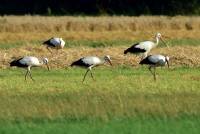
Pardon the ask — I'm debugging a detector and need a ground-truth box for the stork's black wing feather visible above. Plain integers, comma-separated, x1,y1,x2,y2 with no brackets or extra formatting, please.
124,43,146,54
10,58,28,67
139,55,156,65
70,58,90,67
43,38,56,47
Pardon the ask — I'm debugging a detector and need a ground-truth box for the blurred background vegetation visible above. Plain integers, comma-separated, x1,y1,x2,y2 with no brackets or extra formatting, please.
0,0,200,16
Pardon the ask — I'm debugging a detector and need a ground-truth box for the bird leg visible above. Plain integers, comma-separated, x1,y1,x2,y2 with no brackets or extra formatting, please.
25,70,29,81
148,66,154,75
47,46,53,54
25,66,34,81
153,67,156,81
90,70,95,81
82,69,89,83
141,52,147,60
148,66,156,81
28,71,35,81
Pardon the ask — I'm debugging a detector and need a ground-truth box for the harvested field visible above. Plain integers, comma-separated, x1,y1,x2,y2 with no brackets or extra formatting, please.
0,16,200,134
0,16,200,32
0,45,200,69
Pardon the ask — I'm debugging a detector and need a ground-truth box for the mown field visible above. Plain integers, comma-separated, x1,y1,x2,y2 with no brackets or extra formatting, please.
0,16,200,133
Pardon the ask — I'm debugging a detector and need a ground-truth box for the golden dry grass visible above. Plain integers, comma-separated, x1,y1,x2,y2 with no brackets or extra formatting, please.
1,45,200,69
0,16,200,42
0,16,200,32
0,16,199,68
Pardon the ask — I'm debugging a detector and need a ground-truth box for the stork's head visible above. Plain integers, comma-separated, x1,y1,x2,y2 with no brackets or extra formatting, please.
165,56,170,68
155,32,169,48
104,55,112,66
155,33,162,39
43,58,48,64
42,58,50,70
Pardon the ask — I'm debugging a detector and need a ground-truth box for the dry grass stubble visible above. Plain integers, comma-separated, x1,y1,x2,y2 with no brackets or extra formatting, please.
0,45,200,69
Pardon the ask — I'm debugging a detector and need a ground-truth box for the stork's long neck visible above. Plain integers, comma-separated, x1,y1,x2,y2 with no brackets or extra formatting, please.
152,37,159,48
155,37,159,45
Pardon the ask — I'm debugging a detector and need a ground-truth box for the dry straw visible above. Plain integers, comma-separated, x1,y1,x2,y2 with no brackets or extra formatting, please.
0,16,200,32
1,46,200,69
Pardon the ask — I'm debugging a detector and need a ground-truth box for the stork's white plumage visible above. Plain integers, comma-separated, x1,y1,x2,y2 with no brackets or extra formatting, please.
43,37,65,53
10,56,49,81
71,55,112,82
124,33,168,59
139,54,169,80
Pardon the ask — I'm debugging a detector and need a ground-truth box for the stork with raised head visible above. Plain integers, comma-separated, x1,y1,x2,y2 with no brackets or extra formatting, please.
124,33,168,59
139,54,169,81
43,37,65,53
71,55,112,82
10,56,49,81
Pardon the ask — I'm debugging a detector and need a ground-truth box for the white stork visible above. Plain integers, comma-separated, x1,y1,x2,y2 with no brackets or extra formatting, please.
10,56,49,81
43,37,65,53
124,33,168,59
139,54,169,81
71,55,112,82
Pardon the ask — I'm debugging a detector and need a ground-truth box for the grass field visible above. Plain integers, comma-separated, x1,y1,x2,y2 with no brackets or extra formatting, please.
0,67,200,133
0,116,200,134
0,16,200,133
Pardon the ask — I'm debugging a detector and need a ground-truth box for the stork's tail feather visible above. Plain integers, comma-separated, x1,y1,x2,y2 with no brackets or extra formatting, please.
10,57,24,67
139,60,145,64
124,48,129,54
70,61,79,67
139,57,150,65
70,62,75,67
10,60,17,66
70,58,84,67
43,40,50,45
